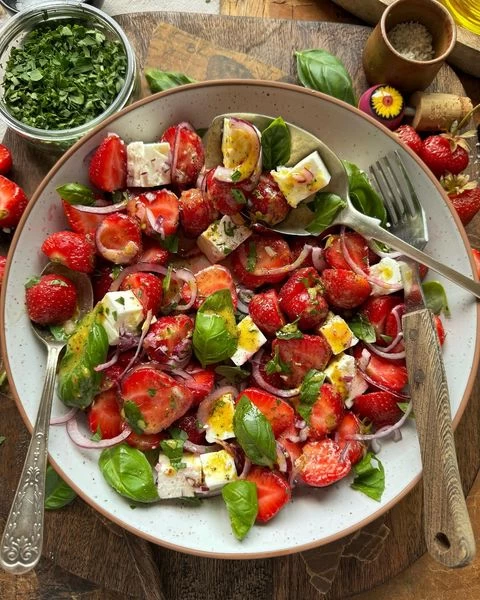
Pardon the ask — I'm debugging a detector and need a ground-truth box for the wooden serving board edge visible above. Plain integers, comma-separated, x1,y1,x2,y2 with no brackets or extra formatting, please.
331,0,480,78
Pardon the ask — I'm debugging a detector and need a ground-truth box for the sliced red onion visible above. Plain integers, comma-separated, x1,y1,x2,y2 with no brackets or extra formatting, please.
119,310,153,380
214,118,262,184
357,347,372,371
365,342,406,361
196,167,208,192
70,198,128,214
367,239,402,260
299,426,310,442
276,442,288,473
311,247,326,272
292,167,314,184
371,438,382,454
239,244,311,277
183,440,217,454
197,385,238,426
358,369,411,399
67,417,132,449
50,407,78,425
346,401,412,441
146,208,165,239
173,368,193,381
252,350,300,398
94,348,120,372
239,456,252,479
173,268,197,311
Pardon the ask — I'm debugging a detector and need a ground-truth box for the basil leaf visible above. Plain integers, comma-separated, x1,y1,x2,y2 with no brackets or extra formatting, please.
350,451,385,502
145,68,196,93
261,116,292,170
56,183,96,206
222,480,258,541
160,438,187,471
246,242,257,272
99,444,159,503
231,189,247,206
343,161,387,226
45,465,77,510
265,346,291,375
233,395,276,467
295,49,356,106
298,369,325,423
49,324,69,342
158,234,179,253
123,400,146,435
276,319,303,340
306,192,346,234
215,365,251,384
193,289,238,367
422,281,450,316
348,313,376,343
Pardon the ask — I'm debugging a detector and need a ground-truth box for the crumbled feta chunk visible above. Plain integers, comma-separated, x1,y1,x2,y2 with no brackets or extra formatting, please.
200,450,238,491
320,313,358,355
325,353,356,401
126,141,171,187
270,151,331,207
204,392,236,444
98,290,144,345
230,316,267,366
197,214,252,263
369,257,403,296
156,453,203,499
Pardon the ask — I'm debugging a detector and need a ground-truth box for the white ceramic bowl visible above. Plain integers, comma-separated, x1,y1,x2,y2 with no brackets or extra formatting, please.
2,80,479,558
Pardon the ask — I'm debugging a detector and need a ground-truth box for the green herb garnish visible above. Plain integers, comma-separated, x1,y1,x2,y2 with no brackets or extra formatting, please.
351,452,385,502
145,68,196,93
298,369,325,423
222,480,258,540
233,396,277,467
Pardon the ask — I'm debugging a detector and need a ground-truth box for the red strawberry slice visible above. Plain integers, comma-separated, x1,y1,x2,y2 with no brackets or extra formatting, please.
176,410,207,445
183,363,215,405
179,188,216,238
25,273,78,325
245,466,291,522
335,412,366,465
96,213,143,265
394,125,422,155
62,200,109,235
309,383,344,439
160,123,205,189
364,352,408,392
321,268,372,310
120,271,163,316
41,230,95,273
139,237,170,265
0,143,13,174
271,335,332,388
143,314,194,367
279,266,329,330
125,430,165,451
295,439,351,487
353,391,403,429
248,289,286,337
189,264,237,310
89,133,127,192
324,231,373,273
127,189,179,238
277,426,302,465
88,388,122,439
0,175,28,229
360,295,403,344
247,173,289,226
238,387,295,437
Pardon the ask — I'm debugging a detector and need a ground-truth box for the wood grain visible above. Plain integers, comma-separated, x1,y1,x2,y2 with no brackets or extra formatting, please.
0,9,479,600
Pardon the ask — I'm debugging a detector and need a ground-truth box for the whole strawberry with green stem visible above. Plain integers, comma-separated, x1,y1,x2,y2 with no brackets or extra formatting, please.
441,173,480,226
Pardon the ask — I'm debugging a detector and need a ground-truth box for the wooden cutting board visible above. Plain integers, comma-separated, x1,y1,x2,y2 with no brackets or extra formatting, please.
2,12,480,600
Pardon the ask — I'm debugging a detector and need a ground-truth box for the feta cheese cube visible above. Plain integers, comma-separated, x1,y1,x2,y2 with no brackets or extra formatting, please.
197,215,252,263
369,257,403,296
98,290,144,345
200,450,238,492
325,353,356,401
270,151,331,207
156,453,203,499
126,141,171,187
204,392,236,444
320,313,358,355
230,316,267,366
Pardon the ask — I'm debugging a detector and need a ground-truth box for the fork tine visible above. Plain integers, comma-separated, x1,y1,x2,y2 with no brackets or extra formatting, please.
391,150,424,217
369,161,401,225
381,155,417,219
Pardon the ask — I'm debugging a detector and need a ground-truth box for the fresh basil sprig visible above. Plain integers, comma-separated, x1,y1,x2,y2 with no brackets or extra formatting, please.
298,369,325,424
123,400,147,435
193,289,238,367
261,116,292,170
44,465,77,510
422,281,450,316
56,183,96,206
295,49,356,106
233,396,276,467
145,68,196,93
350,452,385,502
160,429,188,471
99,444,159,503
306,192,346,234
222,480,258,540
348,313,376,343
276,319,303,340
343,161,387,226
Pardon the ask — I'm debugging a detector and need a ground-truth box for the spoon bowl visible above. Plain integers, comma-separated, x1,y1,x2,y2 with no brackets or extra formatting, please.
0,263,93,575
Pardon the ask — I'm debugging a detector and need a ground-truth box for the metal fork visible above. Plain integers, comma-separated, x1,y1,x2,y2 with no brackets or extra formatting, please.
369,153,476,568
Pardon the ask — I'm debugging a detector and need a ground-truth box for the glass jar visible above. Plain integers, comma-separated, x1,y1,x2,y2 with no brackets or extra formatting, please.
439,1,480,35
0,2,138,153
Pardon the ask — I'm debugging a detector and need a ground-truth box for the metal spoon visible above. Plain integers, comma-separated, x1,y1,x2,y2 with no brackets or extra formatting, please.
0,263,93,575
205,113,480,300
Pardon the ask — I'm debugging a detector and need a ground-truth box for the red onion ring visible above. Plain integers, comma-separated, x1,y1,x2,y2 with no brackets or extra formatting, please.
183,440,218,454
252,350,300,398
118,310,153,380
145,208,165,239
197,385,239,426
94,348,120,372
357,369,411,399
69,198,128,215
50,407,78,425
346,401,412,441
239,456,252,479
311,247,326,272
238,244,311,277
67,417,132,449
367,239,402,260
365,342,406,361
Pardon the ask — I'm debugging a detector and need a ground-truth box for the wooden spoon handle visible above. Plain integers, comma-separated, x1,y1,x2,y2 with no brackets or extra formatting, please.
402,307,476,567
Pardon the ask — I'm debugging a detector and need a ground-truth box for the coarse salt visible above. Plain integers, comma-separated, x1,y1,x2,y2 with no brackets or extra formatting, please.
388,21,435,61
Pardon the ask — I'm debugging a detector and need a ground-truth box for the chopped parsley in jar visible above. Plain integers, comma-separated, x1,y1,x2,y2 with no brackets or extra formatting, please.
2,22,128,130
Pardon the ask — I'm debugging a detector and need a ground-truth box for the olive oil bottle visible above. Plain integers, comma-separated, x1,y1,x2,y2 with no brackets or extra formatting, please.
440,0,480,34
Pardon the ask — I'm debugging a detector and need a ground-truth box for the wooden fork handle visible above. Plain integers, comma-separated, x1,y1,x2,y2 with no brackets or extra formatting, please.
402,307,476,567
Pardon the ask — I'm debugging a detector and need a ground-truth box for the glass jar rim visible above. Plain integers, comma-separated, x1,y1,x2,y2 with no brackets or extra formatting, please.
0,1,136,142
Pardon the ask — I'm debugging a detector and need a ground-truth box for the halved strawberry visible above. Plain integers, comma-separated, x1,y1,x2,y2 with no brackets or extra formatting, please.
179,187,215,237
0,143,13,175
95,213,142,265
89,133,127,192
245,466,291,522
295,439,351,487
0,175,28,229
279,266,329,330
160,123,205,189
353,391,403,429
143,314,194,367
120,271,163,316
125,430,165,451
176,410,207,445
277,426,302,465
139,237,170,265
62,200,109,235
127,189,179,238
271,335,332,387
360,295,403,344
324,232,373,273
248,289,286,337
309,383,344,439
247,173,289,226
364,352,408,392
183,363,215,405
321,268,372,310
41,230,95,273
335,412,366,465
88,388,122,439
238,387,295,437
188,264,237,310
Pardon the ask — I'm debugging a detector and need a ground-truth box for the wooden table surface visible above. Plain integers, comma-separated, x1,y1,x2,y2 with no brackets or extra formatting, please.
1,1,480,599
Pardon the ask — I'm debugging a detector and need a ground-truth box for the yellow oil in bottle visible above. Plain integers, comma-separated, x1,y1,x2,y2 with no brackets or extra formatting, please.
440,0,480,34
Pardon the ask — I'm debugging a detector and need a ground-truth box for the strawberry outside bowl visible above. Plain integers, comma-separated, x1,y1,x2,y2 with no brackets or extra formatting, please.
1,79,479,558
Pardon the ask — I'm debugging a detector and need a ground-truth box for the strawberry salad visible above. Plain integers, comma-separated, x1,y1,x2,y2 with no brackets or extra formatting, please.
25,117,447,540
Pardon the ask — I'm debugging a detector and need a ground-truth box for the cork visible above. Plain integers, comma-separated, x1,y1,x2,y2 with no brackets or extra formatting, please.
410,92,473,131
